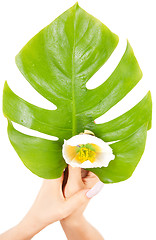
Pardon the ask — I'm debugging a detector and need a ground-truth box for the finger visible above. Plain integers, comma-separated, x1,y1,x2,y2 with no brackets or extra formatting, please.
63,189,90,218
88,171,99,179
86,181,104,199
81,169,89,178
68,165,82,184
83,171,99,188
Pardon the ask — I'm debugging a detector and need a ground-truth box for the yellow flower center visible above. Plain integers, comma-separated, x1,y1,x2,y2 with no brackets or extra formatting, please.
77,147,96,163
66,143,101,164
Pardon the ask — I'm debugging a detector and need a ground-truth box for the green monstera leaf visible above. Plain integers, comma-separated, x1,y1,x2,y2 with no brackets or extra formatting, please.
3,3,152,183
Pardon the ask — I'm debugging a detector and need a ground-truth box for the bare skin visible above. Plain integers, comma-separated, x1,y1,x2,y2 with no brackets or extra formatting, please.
61,166,104,240
0,167,104,240
0,174,89,240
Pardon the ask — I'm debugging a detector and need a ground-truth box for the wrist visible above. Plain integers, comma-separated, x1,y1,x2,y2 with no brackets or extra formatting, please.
16,210,45,239
1,222,37,240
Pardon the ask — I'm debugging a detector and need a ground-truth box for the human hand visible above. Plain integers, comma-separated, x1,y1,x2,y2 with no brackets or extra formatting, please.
60,166,104,240
61,166,104,225
0,174,90,240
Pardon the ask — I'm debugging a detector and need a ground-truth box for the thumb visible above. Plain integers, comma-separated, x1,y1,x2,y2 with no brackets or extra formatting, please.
68,165,83,185
63,189,89,218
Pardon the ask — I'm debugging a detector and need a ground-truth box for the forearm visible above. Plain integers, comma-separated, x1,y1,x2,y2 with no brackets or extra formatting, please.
0,224,31,240
61,216,104,240
0,225,33,240
0,211,44,240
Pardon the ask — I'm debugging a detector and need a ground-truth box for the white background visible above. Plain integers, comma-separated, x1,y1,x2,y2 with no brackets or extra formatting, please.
0,0,156,239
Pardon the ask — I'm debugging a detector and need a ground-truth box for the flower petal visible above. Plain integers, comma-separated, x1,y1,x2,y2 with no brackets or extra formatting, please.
66,134,111,151
62,140,76,163
62,133,115,168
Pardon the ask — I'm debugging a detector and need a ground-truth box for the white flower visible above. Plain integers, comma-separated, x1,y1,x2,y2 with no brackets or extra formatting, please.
62,130,115,168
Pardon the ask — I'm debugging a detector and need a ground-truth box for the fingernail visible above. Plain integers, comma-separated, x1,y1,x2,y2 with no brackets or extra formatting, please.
86,181,104,199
